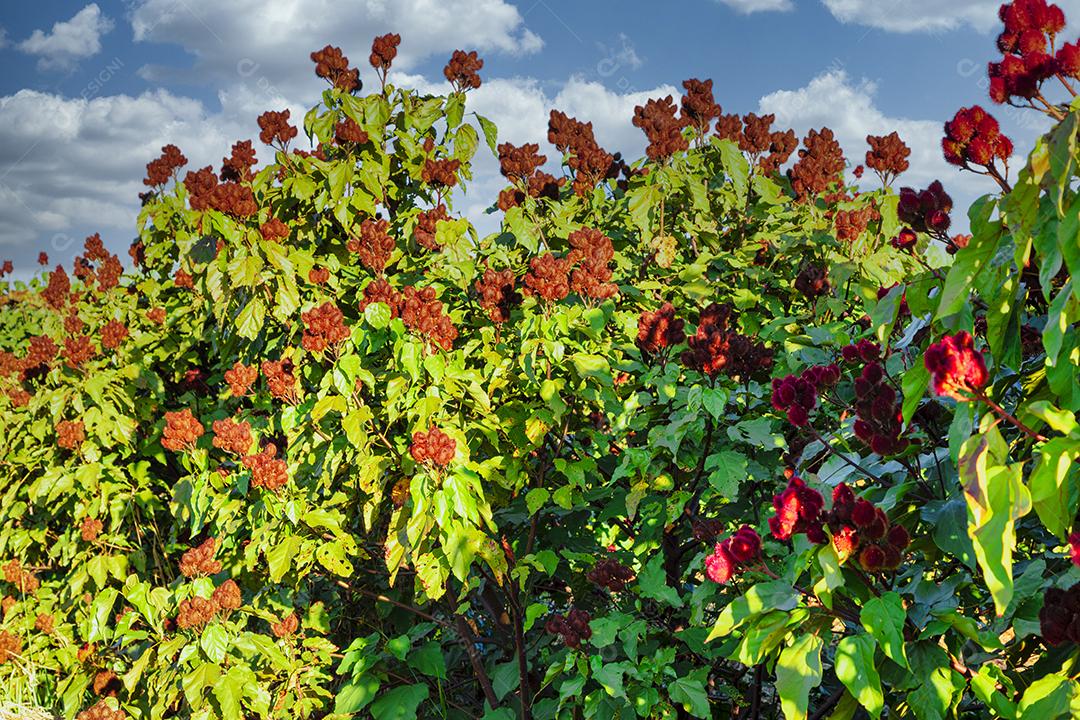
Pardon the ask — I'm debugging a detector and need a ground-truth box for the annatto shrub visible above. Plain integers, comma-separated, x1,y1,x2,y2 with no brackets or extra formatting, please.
2,11,1080,720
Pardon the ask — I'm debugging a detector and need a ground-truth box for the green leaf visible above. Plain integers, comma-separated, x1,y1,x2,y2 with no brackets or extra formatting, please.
476,114,499,155
718,139,749,202
860,592,908,669
901,361,930,426
637,554,683,608
316,539,355,577
670,671,711,719
1027,401,1079,436
525,488,549,514
408,641,447,679
1017,674,1078,719
200,623,229,664
936,200,1002,320
707,581,798,641
702,387,729,419
707,450,747,498
334,676,381,715
214,665,251,720
959,431,1032,615
870,283,903,344
369,684,429,720
235,299,266,340
835,634,882,718
266,535,302,583
1029,437,1080,541
776,633,824,720
364,301,392,329
571,353,610,379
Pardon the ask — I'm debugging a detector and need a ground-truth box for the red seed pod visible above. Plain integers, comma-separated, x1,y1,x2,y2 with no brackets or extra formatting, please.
207,181,257,218
369,33,401,72
301,302,350,354
80,517,103,542
212,418,253,456
261,359,299,403
311,44,360,92
727,525,762,563
567,227,617,300
414,205,450,251
212,579,242,612
2,559,38,593
865,132,910,185
335,117,368,146
587,558,636,592
636,303,686,358
179,537,221,578
794,263,831,299
409,425,456,467
220,139,257,182
162,409,204,452
349,218,395,274
498,142,547,182
183,166,219,211
475,268,521,324
834,206,877,243
177,596,218,630
788,127,846,200
259,217,289,243
144,144,188,187
359,278,403,317
547,110,620,196
523,253,572,303
633,95,689,162
77,700,126,720
43,265,71,310
400,286,458,351
444,50,483,92
271,612,300,638
943,106,1012,170
243,443,289,492
421,157,462,188
859,544,886,572
100,320,128,350
924,331,988,400
224,362,258,397
56,420,85,451
257,110,298,148
680,78,722,137
768,476,825,541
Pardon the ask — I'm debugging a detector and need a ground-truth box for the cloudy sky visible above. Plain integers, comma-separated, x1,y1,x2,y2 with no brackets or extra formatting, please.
0,0,1073,278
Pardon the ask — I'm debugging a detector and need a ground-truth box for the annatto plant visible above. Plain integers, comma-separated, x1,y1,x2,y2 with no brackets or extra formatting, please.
1,4,1080,717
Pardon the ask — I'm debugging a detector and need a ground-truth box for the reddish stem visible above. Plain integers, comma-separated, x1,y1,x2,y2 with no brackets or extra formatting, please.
973,390,1048,443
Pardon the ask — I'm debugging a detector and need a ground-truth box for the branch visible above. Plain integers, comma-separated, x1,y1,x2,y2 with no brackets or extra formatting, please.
454,615,500,710
805,426,885,484
808,686,846,720
974,391,1048,443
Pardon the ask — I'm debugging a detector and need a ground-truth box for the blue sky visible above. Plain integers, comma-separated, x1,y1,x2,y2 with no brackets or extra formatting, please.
0,0,1072,277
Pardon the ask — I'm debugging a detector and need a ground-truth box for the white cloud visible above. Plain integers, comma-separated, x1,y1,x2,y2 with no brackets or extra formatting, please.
820,0,1080,33
130,0,542,100
758,69,1025,231
715,0,794,13
0,27,8,49
0,88,247,260
17,4,114,71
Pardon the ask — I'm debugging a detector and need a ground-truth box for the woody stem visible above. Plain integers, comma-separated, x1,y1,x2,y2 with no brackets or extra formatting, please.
972,390,1047,443
805,426,885,484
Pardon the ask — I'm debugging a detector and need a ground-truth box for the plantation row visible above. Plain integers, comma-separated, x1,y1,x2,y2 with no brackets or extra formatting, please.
1,1,1080,718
